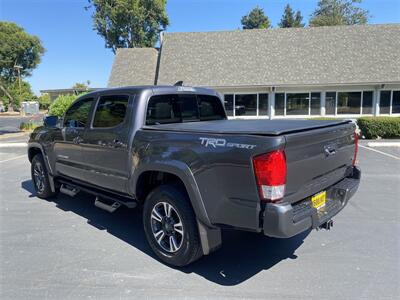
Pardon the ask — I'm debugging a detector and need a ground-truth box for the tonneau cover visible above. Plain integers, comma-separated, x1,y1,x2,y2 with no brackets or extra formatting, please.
143,119,351,136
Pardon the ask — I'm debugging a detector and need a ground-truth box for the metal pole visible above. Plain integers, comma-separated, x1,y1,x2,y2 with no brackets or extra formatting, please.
17,68,21,96
14,65,23,113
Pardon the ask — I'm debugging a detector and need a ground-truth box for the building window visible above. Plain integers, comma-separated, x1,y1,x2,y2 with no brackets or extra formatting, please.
259,93,269,116
337,92,361,114
380,91,391,114
286,93,309,115
326,92,336,115
275,93,284,116
235,94,257,116
224,93,269,117
393,91,400,114
224,94,233,116
362,91,373,114
311,92,321,115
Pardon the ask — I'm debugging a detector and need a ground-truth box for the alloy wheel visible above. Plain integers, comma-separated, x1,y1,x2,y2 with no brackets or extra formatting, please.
33,162,45,193
150,202,184,253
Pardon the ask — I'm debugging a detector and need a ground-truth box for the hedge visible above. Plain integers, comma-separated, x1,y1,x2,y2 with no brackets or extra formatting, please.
357,117,400,139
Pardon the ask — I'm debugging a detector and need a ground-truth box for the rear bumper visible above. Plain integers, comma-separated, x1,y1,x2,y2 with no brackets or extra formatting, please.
263,166,361,238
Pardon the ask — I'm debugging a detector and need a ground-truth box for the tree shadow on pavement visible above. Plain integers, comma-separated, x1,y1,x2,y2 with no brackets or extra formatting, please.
21,179,309,286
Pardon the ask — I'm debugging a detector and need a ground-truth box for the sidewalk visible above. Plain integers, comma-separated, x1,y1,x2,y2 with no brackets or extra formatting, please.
0,132,30,142
0,112,21,117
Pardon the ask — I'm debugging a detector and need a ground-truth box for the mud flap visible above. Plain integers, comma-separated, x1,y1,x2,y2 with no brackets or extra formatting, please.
197,220,222,255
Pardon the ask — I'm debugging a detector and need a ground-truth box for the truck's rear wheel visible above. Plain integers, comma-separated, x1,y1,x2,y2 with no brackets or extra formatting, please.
31,154,57,199
143,184,202,266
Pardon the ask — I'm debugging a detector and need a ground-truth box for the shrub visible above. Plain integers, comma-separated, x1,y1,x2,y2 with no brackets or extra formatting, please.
48,94,78,117
19,121,40,131
38,93,51,110
357,117,400,139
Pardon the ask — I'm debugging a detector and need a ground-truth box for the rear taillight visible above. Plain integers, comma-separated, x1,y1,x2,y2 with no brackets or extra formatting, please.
252,149,286,202
353,131,358,166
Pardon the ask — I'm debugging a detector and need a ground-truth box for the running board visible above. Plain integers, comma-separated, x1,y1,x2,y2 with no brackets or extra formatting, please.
60,184,79,197
95,197,121,213
56,177,137,209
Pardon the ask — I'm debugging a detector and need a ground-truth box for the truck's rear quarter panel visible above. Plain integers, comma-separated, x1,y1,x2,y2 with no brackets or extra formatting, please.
134,129,284,231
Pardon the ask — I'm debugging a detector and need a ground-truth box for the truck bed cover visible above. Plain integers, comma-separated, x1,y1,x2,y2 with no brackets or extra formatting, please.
143,119,351,136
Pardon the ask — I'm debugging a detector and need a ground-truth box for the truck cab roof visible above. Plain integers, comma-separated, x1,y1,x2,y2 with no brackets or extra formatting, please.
82,85,219,98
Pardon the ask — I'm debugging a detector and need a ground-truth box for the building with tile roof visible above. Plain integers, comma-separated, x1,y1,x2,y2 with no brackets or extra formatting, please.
108,24,400,118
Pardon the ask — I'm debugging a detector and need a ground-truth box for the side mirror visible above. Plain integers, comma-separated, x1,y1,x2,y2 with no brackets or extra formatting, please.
43,115,59,127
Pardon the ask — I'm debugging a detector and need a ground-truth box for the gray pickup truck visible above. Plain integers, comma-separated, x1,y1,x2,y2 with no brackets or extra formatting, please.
28,86,361,266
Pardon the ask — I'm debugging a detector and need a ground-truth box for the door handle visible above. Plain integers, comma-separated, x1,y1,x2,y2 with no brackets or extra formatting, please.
324,147,336,156
73,136,83,144
110,139,125,148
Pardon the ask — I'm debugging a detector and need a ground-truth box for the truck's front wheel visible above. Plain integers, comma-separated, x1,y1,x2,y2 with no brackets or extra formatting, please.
31,154,57,199
143,185,202,267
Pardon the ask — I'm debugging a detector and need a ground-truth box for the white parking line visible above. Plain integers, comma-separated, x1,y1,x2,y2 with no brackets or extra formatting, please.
0,142,27,148
359,144,400,160
0,154,26,163
367,142,400,147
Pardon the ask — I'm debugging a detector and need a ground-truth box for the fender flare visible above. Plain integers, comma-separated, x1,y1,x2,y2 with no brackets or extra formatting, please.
132,160,212,227
132,160,222,255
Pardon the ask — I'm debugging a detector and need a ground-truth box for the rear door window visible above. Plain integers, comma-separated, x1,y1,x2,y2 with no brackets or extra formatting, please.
92,95,129,128
146,94,225,125
146,94,181,125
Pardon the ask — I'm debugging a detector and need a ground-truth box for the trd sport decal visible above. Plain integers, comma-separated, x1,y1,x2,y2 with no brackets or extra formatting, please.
199,137,256,149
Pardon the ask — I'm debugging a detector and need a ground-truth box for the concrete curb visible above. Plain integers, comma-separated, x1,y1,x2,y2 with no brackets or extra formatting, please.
0,142,28,148
367,142,400,147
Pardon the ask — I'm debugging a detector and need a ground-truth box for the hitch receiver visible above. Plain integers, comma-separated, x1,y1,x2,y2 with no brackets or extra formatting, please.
319,219,334,230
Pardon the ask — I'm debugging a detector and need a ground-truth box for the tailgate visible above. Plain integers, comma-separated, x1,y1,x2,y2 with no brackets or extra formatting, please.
284,122,356,204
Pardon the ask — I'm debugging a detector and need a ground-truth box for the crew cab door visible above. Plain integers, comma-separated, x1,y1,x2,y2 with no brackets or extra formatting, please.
79,94,131,193
53,97,95,181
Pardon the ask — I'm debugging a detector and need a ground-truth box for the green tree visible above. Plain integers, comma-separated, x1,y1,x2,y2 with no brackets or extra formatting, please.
87,0,169,53
72,80,91,90
0,22,44,110
0,22,45,81
241,6,271,29
0,78,34,110
278,4,305,28
310,0,369,27
48,94,79,117
37,93,51,110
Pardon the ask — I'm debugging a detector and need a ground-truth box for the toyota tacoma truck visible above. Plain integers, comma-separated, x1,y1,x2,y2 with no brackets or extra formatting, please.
28,86,361,266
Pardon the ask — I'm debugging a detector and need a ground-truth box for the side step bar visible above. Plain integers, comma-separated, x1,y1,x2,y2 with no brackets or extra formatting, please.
60,184,79,197
95,197,121,213
57,178,137,210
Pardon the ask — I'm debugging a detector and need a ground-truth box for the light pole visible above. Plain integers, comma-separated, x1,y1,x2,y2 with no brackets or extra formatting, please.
14,65,23,95
13,65,23,113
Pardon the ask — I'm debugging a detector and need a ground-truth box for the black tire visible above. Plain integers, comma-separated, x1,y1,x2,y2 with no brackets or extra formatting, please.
143,184,203,267
31,154,57,199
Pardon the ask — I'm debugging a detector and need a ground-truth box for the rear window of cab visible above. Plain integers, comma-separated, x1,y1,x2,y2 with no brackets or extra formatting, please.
146,94,226,125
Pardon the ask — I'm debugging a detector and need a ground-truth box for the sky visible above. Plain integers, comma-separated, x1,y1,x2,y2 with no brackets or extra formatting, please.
1,0,400,95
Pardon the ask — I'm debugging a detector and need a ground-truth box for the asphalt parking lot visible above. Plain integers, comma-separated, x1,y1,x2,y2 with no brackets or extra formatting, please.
0,136,399,299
